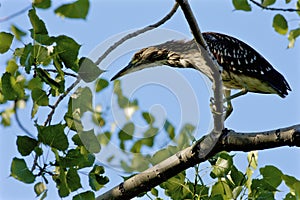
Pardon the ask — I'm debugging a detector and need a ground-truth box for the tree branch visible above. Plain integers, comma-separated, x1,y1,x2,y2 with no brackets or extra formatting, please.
43,77,81,126
45,69,78,78
97,124,300,200
95,2,179,65
218,125,300,152
14,100,35,138
0,5,31,23
32,77,81,172
174,0,224,157
249,0,300,12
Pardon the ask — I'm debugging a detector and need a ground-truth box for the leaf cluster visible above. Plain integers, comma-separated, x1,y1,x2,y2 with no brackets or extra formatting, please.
232,0,300,47
1,1,107,199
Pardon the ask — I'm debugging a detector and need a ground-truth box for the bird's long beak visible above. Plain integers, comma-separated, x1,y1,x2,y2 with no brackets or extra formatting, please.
111,59,162,81
110,62,135,81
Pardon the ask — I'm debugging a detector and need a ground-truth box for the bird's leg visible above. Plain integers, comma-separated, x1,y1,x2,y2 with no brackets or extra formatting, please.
223,89,233,119
223,88,248,119
225,88,248,101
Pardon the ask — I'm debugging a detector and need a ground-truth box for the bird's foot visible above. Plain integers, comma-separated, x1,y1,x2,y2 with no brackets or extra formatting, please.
210,97,226,116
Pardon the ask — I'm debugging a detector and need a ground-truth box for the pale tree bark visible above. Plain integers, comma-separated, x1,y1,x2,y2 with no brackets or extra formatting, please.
95,0,299,199
97,124,300,200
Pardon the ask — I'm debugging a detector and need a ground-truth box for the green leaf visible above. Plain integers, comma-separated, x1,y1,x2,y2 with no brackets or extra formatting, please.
118,122,135,141
27,77,43,90
297,1,300,16
151,188,158,197
89,165,109,191
262,0,276,6
177,123,195,149
10,158,35,183
97,131,112,146
34,147,43,156
33,44,51,63
1,72,25,100
113,80,139,109
130,135,155,153
210,152,233,178
1,108,14,126
211,181,233,199
64,98,83,131
160,172,192,199
34,182,47,197
37,124,68,151
250,179,278,198
232,0,251,11
294,181,300,199
66,168,82,192
70,86,93,114
95,78,109,92
55,167,70,197
144,126,158,138
10,25,26,41
32,88,49,106
118,122,134,149
282,174,300,195
73,191,95,200
260,165,283,188
131,154,150,172
92,111,106,127
164,120,175,140
142,112,155,125
78,129,101,153
6,59,18,75
288,28,300,48
16,136,38,156
230,166,245,186
78,57,105,82
59,149,95,169
151,145,178,165
0,32,14,54
273,14,288,35
28,8,48,34
284,193,296,200
19,44,34,73
55,0,90,19
36,68,63,93
31,102,39,118
33,0,51,9
30,31,54,45
55,35,81,71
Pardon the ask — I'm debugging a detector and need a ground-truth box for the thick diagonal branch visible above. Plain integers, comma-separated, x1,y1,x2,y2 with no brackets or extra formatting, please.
97,124,300,200
175,0,224,156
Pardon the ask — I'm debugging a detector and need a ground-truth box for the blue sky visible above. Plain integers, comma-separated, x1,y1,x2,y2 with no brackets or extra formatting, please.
1,0,300,199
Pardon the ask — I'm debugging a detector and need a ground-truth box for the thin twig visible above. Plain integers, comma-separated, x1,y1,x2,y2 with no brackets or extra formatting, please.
44,77,81,126
45,69,78,78
95,2,179,65
250,0,300,12
14,100,35,138
32,77,81,172
0,5,31,23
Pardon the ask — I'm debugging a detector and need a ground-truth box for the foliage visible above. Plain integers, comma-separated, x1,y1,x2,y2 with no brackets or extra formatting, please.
0,0,299,199
1,1,106,199
232,0,300,47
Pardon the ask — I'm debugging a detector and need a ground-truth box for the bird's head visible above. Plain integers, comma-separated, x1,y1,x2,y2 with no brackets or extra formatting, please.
111,47,170,81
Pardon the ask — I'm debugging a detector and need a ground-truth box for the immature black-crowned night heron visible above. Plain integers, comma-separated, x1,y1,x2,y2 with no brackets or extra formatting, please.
111,32,291,118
